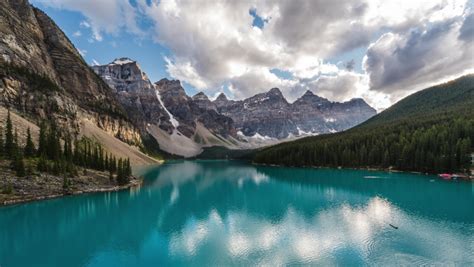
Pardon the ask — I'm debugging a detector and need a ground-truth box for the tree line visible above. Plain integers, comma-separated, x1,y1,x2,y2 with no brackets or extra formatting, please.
254,116,473,174
254,76,474,174
0,110,132,185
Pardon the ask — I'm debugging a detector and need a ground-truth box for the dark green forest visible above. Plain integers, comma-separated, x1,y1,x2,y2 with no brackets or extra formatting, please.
254,75,474,174
0,110,132,186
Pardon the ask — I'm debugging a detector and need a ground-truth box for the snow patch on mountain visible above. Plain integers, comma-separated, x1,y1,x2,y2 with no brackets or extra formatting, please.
111,58,135,65
324,118,336,123
155,89,179,128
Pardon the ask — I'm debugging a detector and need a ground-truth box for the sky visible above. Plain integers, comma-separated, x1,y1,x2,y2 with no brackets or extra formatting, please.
31,0,474,110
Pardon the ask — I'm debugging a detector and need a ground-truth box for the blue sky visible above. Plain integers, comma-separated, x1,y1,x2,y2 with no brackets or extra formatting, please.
31,4,185,90
31,0,473,110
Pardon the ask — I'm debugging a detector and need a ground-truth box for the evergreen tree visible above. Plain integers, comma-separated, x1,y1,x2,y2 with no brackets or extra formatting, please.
24,127,36,158
109,169,114,182
13,129,19,158
4,110,15,158
37,122,47,157
46,122,61,160
37,155,48,172
125,158,132,177
0,126,3,158
63,135,72,161
117,158,123,182
104,153,109,171
14,152,26,177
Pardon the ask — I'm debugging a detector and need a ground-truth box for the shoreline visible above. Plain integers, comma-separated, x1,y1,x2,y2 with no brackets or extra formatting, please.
251,162,474,179
1,177,143,207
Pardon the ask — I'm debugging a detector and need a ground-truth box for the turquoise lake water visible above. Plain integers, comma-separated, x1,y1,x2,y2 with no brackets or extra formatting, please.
0,160,473,266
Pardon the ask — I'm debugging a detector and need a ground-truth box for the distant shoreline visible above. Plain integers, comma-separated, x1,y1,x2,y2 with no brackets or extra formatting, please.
251,162,474,179
1,178,142,207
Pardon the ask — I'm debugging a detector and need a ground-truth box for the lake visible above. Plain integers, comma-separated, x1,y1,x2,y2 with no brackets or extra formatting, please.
0,160,473,266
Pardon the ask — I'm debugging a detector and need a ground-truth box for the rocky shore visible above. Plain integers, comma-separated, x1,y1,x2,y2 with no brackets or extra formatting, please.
0,161,142,206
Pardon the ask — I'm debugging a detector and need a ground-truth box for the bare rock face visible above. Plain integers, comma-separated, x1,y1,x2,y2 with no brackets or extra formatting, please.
291,91,377,134
92,59,173,133
192,92,217,112
93,57,375,154
215,88,296,138
213,93,232,109
155,79,236,138
0,0,58,82
214,88,377,139
0,1,141,145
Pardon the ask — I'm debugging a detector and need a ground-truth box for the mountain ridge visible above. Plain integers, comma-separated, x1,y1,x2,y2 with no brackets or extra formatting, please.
92,58,376,156
0,0,156,164
254,74,474,174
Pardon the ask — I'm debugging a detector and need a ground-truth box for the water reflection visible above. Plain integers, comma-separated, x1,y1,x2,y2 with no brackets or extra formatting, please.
0,160,472,266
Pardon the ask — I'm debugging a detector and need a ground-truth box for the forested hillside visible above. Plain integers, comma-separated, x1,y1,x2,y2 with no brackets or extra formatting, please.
254,75,474,174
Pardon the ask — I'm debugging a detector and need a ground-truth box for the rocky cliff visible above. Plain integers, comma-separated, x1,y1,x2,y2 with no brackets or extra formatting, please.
214,89,377,139
92,58,173,134
155,78,236,138
93,58,376,156
0,0,149,162
93,61,239,157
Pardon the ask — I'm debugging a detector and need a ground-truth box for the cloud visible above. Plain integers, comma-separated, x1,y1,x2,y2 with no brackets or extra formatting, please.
91,59,100,66
364,13,474,98
33,0,473,109
137,0,471,108
77,48,87,56
459,12,474,42
72,30,81,37
32,0,144,41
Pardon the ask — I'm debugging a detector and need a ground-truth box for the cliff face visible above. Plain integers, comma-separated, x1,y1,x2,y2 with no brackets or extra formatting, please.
155,78,236,138
92,61,238,157
0,0,141,146
214,89,377,139
92,59,173,134
93,58,376,156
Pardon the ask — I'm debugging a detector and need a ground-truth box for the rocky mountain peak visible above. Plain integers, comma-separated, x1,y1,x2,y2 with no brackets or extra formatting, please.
213,92,230,109
294,90,329,105
267,87,283,97
192,92,209,101
342,98,376,113
347,98,366,104
111,57,136,65
155,78,186,97
92,58,152,92
303,90,314,96
215,92,228,101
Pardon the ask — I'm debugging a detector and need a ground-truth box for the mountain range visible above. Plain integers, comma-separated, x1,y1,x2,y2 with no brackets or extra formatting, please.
92,58,376,156
254,75,474,173
1,0,374,159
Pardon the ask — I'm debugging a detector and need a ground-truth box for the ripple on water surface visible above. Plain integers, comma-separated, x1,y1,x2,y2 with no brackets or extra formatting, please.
0,161,473,266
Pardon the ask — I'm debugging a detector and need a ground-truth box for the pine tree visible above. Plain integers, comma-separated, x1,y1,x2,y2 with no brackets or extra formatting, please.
37,122,47,157
4,110,15,158
37,155,48,172
104,153,109,171
117,158,123,182
0,126,3,158
14,152,26,177
13,129,19,158
73,138,81,165
63,135,72,161
125,158,132,177
24,127,36,158
109,169,114,182
47,122,61,160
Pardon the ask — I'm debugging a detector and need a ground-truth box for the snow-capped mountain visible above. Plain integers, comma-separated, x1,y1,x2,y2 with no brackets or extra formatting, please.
213,88,377,139
92,58,376,157
93,59,241,157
